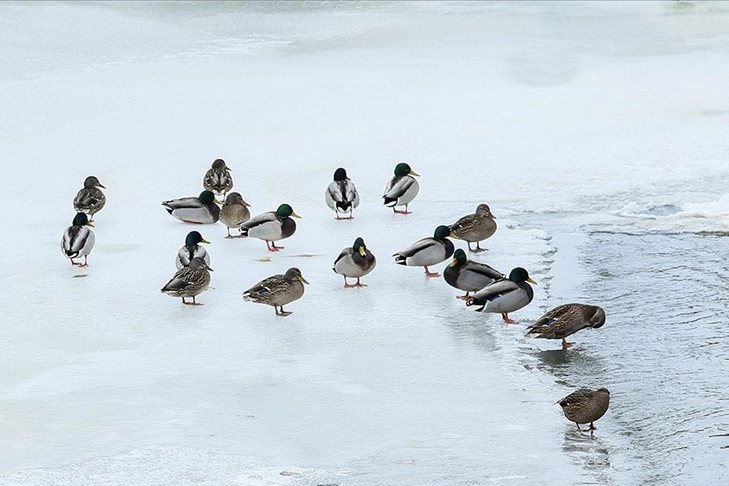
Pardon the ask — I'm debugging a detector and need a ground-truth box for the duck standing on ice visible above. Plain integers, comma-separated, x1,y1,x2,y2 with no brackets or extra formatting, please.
383,162,419,214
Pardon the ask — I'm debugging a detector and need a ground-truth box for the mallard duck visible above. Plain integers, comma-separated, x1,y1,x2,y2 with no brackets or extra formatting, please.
466,267,536,323
161,257,213,305
443,249,504,299
525,304,606,348
61,212,95,267
73,176,106,221
393,225,454,277
325,167,360,220
333,237,376,287
383,162,420,214
219,192,251,238
449,203,497,252
162,190,221,224
203,158,234,197
175,231,211,270
238,203,300,252
558,388,610,435
242,267,309,316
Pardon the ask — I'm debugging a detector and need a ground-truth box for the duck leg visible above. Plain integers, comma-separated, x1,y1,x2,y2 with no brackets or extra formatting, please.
472,241,487,253
276,305,293,316
393,204,412,215
343,277,356,288
266,240,283,252
501,313,517,324
424,266,440,278
184,295,203,305
456,291,471,300
561,337,575,348
353,277,367,287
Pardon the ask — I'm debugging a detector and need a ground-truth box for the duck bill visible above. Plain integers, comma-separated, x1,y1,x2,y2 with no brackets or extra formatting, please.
448,258,458,267
409,170,420,177
86,221,95,227
291,212,302,219
241,200,251,207
98,183,107,189
449,231,460,239
214,198,223,205
299,276,309,284
358,247,367,257
527,277,537,284
207,266,214,272
201,238,211,244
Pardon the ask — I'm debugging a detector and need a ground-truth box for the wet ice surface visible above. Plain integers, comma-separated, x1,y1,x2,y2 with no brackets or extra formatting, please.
2,2,729,485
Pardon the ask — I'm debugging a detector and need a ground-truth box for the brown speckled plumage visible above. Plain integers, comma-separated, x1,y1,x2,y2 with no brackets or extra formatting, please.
220,192,251,237
526,303,606,348
73,176,106,220
449,203,497,252
161,257,213,305
559,388,610,435
242,267,308,316
203,158,234,196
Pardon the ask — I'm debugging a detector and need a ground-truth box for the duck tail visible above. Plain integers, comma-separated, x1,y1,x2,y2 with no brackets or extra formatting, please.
383,197,397,207
336,201,351,212
393,253,407,265
238,227,249,238
465,299,486,312
524,327,545,339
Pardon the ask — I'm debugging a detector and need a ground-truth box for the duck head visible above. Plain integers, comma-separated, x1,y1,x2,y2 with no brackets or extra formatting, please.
286,267,309,284
185,231,210,246
199,191,222,205
433,225,452,240
333,168,349,181
72,212,93,227
84,176,105,189
476,203,495,219
449,248,467,267
353,237,368,257
211,159,229,170
508,267,536,284
590,306,607,329
276,204,301,219
225,192,251,207
394,162,419,177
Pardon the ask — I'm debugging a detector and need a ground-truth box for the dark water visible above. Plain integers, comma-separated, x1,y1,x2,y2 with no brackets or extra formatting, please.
521,213,729,485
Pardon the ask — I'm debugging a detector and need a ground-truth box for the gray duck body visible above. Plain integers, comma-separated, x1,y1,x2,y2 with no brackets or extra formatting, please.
61,213,95,266
443,250,504,295
333,237,376,286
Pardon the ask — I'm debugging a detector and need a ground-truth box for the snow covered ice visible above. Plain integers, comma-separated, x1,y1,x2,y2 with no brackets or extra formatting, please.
2,2,729,485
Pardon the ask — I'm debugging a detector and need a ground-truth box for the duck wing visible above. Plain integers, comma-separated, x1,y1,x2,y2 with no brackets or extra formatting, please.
393,237,435,260
61,226,94,258
526,304,590,338
161,196,205,212
383,175,415,200
162,267,196,292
